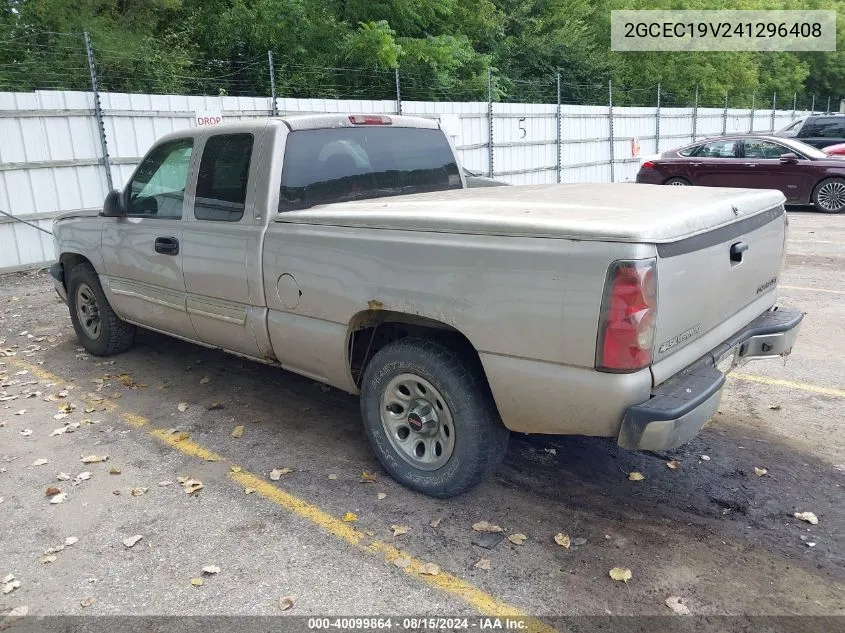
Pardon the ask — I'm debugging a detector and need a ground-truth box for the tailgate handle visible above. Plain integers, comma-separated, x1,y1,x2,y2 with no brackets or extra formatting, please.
730,241,748,263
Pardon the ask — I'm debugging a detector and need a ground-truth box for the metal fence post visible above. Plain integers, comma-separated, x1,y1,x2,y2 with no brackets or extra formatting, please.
692,84,699,142
811,94,815,114
608,80,615,183
749,92,756,132
84,31,113,191
792,93,797,119
770,92,777,132
487,68,494,178
722,91,728,135
655,83,661,153
394,67,402,115
268,50,278,116
827,96,831,113
556,73,561,184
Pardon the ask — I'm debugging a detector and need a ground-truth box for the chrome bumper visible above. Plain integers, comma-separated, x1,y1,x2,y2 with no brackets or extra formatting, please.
618,306,803,451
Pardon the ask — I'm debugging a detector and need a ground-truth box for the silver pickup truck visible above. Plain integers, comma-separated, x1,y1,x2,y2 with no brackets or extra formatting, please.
49,114,803,497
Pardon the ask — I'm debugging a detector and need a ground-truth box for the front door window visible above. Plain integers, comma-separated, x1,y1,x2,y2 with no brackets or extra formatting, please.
127,139,194,218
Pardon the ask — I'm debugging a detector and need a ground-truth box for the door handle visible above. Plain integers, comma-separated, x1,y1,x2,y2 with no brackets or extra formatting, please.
690,162,702,167
745,163,758,167
730,241,748,263
155,236,179,256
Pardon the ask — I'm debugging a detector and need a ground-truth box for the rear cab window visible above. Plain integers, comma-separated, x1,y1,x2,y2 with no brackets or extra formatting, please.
195,133,254,222
279,126,462,211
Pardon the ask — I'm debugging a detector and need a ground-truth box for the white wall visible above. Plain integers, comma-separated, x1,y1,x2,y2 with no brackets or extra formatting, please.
0,88,808,271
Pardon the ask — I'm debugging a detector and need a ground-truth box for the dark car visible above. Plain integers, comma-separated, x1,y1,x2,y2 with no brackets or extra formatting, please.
635,135,845,213
774,114,845,149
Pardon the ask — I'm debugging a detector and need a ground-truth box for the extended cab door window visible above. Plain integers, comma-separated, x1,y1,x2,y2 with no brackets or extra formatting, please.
127,139,193,218
194,133,254,222
279,127,462,211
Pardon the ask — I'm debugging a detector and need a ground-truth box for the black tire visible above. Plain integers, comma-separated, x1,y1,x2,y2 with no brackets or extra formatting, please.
66,263,136,356
664,177,691,186
811,177,845,213
360,337,510,498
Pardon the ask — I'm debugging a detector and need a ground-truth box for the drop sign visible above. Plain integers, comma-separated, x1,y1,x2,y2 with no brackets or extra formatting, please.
195,111,223,127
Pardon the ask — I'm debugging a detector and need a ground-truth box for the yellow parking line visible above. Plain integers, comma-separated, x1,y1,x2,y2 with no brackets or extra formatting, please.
731,373,845,398
8,358,554,631
780,285,845,295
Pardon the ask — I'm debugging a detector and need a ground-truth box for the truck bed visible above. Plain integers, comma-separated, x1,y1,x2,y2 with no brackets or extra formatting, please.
274,182,785,244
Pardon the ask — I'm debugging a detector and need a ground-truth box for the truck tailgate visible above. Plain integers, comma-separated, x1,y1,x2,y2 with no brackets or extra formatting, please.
650,204,787,386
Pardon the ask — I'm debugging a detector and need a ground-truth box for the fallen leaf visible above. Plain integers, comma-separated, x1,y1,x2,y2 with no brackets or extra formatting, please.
666,460,681,470
14,409,26,416
190,578,204,587
279,596,295,611
700,455,711,461
80,596,96,608
109,467,122,475
50,492,68,504
665,596,691,615
609,567,632,583
430,517,442,528
183,479,203,495
81,455,108,464
230,425,244,439
131,487,148,497
57,472,71,481
342,512,357,522
20,429,32,436
65,536,79,546
754,467,768,477
58,402,76,413
177,402,188,412
46,487,61,497
53,413,68,420
769,404,782,410
244,488,256,495
1,574,15,584
270,468,293,480
50,427,66,437
123,535,143,548
393,558,411,569
200,376,211,384
230,466,242,473
31,458,49,466
508,533,527,545
328,474,337,480
43,545,65,555
794,511,818,525
361,471,378,483
202,565,221,575
376,492,387,500
87,393,104,402
554,533,571,548
174,432,190,442
472,521,503,533
419,563,440,576
41,555,57,564
474,558,492,570
73,471,92,485
391,525,410,537
3,579,22,594
158,480,173,487
628,471,645,481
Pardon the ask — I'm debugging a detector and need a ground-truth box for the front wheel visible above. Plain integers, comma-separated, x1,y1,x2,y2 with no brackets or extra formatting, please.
360,338,510,498
67,263,136,356
812,178,845,213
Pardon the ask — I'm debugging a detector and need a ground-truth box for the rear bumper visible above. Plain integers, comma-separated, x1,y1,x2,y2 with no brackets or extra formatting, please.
618,306,803,451
49,262,67,303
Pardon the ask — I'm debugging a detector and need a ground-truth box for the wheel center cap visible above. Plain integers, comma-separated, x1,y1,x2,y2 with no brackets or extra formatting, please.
407,400,438,436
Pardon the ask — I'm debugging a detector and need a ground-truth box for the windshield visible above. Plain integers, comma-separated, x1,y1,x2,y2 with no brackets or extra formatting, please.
279,127,462,211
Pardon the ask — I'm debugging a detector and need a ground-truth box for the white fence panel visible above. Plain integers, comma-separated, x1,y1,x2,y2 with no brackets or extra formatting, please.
0,88,811,271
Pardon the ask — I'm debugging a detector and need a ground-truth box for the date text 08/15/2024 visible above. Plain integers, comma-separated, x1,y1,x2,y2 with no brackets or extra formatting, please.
307,617,528,630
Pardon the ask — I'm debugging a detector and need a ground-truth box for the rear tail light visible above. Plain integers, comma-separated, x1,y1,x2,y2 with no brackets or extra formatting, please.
641,160,656,169
596,259,658,372
349,115,392,125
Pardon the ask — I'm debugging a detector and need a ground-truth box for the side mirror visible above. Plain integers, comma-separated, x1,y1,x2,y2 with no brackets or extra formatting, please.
779,152,799,164
101,189,126,217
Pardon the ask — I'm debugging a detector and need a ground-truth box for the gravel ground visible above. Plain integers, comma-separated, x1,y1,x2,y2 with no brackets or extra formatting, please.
0,210,843,627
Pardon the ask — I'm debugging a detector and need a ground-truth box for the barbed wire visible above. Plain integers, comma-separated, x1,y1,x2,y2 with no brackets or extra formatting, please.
0,31,838,111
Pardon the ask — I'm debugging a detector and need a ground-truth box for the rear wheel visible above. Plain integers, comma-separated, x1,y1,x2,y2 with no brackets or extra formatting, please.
67,263,136,356
360,338,509,498
812,178,845,213
664,177,691,186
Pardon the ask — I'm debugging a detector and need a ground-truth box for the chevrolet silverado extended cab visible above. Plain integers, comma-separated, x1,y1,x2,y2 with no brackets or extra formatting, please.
49,114,803,497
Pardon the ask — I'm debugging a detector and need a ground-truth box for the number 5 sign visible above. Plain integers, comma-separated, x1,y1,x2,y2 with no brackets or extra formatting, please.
194,111,223,127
